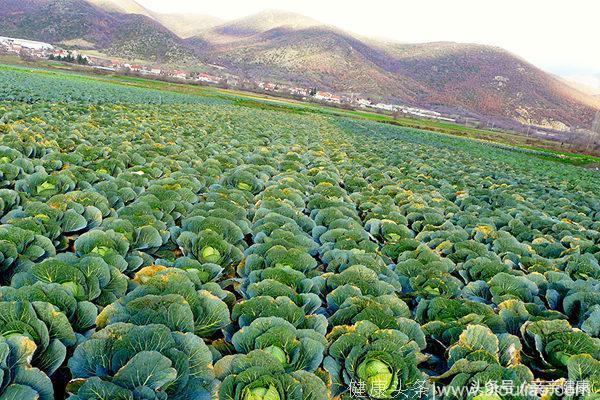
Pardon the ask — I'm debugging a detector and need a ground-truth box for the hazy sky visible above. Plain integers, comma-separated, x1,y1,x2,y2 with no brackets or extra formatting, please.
138,0,599,76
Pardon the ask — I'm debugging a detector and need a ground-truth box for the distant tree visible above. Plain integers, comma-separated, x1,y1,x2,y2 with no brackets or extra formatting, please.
50,52,89,65
309,87,317,96
76,54,88,65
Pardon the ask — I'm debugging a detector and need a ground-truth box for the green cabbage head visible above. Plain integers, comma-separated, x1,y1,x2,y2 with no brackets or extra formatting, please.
244,384,280,400
356,358,398,398
216,350,328,400
324,320,424,398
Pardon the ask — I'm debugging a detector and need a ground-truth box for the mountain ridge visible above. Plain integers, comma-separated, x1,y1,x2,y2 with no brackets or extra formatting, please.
87,0,224,38
87,0,153,16
150,13,223,38
189,15,599,129
561,74,600,97
1,1,598,129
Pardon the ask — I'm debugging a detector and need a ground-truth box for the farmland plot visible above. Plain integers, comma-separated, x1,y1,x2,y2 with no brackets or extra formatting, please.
0,65,599,399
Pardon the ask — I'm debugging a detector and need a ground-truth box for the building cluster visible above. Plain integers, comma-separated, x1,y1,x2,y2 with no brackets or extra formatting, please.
86,59,228,85
1,34,458,123
252,83,456,122
0,36,54,57
358,101,457,122
314,91,343,104
85,58,224,84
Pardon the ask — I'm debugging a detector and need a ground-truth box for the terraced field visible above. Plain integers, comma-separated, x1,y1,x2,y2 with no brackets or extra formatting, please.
0,64,599,399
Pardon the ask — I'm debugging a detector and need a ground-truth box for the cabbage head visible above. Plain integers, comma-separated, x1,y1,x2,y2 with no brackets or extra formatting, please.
215,350,328,400
67,323,215,400
0,300,76,375
324,320,425,398
0,334,54,400
231,317,326,372
177,229,243,267
0,282,97,335
97,266,230,338
11,253,128,307
232,295,327,335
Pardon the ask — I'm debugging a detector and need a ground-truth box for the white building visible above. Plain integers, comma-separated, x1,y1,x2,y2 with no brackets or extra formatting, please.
373,103,397,111
0,36,53,51
314,91,342,104
356,98,372,107
403,106,441,117
171,70,188,80
289,87,309,96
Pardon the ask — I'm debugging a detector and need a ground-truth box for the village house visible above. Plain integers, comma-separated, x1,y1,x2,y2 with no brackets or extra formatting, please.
258,82,278,92
0,36,53,52
171,70,188,80
356,98,372,107
314,91,342,104
51,49,69,58
196,73,220,84
289,87,309,97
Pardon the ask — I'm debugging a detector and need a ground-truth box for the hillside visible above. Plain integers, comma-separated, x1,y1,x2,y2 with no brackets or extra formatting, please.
196,25,428,101
210,10,321,37
377,42,600,130
0,0,197,62
1,3,598,129
87,0,153,16
189,11,599,130
151,14,223,38
87,0,223,37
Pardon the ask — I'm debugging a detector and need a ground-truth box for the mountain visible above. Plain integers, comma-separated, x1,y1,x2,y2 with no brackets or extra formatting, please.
87,0,153,16
1,3,598,129
194,22,428,101
0,0,197,62
191,11,599,129
211,10,321,36
191,10,323,47
87,0,223,38
374,42,600,129
150,14,223,38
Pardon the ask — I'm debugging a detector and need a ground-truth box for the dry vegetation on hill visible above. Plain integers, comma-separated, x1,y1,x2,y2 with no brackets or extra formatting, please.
1,0,598,130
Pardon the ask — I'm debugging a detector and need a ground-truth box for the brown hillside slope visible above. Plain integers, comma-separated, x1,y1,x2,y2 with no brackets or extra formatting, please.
0,0,197,62
189,11,599,129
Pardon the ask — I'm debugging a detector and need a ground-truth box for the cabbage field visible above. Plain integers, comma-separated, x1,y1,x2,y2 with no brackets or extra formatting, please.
0,64,599,400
